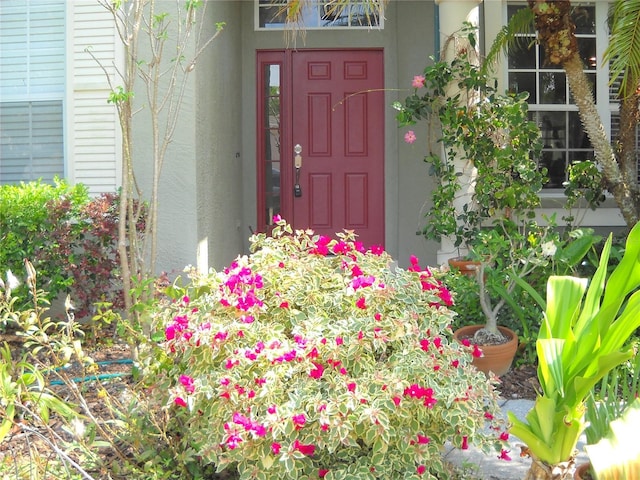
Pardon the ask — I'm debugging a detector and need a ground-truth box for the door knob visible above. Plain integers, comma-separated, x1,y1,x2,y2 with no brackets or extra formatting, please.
294,144,302,197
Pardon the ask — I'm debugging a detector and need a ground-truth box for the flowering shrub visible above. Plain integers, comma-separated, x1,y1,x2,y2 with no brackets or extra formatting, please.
143,218,509,479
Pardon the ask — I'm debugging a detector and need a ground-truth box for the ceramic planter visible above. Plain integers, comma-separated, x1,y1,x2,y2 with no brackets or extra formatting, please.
447,256,481,277
453,325,518,377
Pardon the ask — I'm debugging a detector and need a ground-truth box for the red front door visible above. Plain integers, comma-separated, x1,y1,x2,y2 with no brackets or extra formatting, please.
291,50,384,247
257,49,385,247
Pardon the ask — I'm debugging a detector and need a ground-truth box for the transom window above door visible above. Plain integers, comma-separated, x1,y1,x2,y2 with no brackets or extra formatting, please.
256,0,383,30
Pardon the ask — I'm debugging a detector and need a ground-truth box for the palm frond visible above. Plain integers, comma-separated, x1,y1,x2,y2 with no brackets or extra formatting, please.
604,0,640,98
482,6,535,76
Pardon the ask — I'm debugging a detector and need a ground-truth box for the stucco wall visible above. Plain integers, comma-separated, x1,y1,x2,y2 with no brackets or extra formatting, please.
195,1,245,272
131,0,244,275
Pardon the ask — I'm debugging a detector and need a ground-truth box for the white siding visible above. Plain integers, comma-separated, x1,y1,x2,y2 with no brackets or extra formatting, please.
68,1,120,194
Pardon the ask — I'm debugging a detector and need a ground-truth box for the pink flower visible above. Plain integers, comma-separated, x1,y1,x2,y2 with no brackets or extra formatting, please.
392,396,401,407
498,449,512,461
499,431,510,441
412,75,425,88
179,374,195,394
174,396,187,407
404,130,417,144
273,214,282,223
335,337,344,346
356,297,367,309
293,439,316,456
267,405,277,415
417,434,430,444
416,465,426,475
319,469,329,478
271,442,281,454
461,436,469,450
309,362,325,379
347,382,357,393
420,338,429,352
472,345,483,358
292,414,306,429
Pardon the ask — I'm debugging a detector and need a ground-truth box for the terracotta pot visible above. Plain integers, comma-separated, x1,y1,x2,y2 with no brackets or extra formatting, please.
448,256,481,277
453,325,518,377
574,462,593,480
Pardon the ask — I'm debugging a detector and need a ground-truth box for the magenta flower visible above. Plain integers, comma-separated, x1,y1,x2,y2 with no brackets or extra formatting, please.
319,469,329,478
174,396,187,408
416,465,426,475
404,130,417,144
461,436,469,450
179,374,195,394
417,434,430,444
412,75,425,88
309,362,325,379
498,449,512,461
292,414,306,429
293,439,316,456
347,382,357,393
271,442,281,454
356,297,367,309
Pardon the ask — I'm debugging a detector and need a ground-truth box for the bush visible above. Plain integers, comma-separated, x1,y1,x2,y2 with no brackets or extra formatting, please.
1,179,140,320
139,218,510,480
0,178,89,304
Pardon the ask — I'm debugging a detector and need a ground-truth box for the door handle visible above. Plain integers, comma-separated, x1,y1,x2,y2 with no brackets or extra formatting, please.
294,144,302,197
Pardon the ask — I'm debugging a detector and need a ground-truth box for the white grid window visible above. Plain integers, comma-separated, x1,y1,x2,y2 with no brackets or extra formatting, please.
507,2,600,189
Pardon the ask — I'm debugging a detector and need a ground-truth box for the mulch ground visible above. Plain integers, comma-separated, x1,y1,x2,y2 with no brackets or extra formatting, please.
496,364,539,400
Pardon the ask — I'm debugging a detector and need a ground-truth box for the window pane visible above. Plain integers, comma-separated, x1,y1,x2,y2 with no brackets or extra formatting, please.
0,101,64,184
579,37,597,70
508,40,536,69
262,63,281,225
568,111,590,148
258,0,381,29
539,72,566,104
540,151,567,188
509,72,536,102
572,5,595,34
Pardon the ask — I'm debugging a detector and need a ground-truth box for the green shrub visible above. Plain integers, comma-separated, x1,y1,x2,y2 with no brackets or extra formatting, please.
139,218,510,480
1,179,140,320
0,178,89,304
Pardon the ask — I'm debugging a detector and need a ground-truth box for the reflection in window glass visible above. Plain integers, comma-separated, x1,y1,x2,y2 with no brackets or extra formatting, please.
263,64,281,225
257,0,382,29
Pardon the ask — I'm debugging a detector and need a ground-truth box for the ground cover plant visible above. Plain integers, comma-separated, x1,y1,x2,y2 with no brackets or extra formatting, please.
139,218,511,479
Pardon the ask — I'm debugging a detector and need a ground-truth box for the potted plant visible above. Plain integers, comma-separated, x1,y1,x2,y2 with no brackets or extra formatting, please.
395,25,598,375
508,221,640,480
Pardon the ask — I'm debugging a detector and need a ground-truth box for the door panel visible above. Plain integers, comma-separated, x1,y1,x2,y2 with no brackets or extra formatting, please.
291,49,384,247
